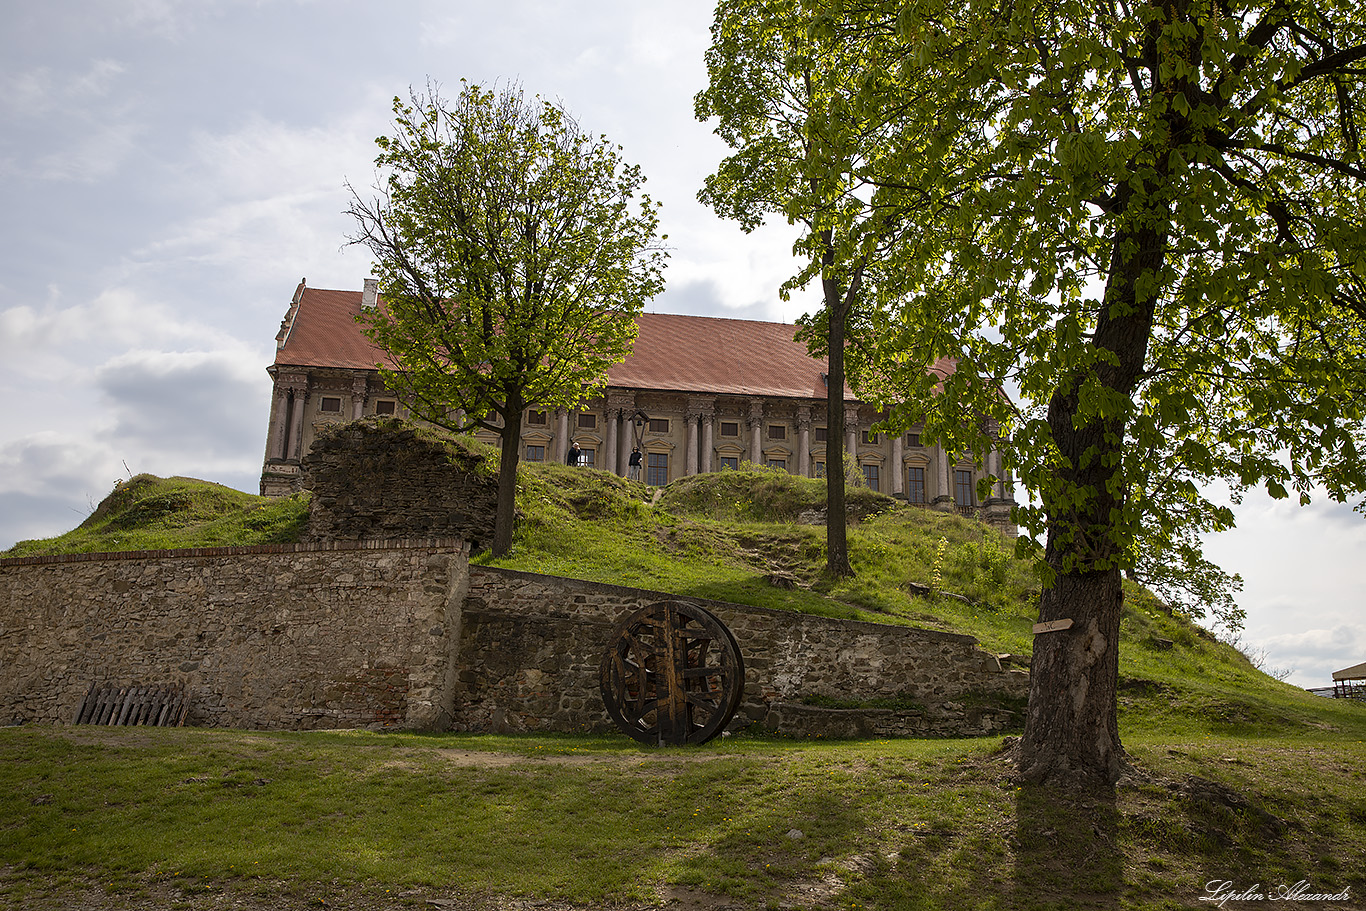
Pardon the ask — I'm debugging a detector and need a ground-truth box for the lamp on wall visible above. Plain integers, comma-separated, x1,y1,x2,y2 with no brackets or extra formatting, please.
631,409,650,450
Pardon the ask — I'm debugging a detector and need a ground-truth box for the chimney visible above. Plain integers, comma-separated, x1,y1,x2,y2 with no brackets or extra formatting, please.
361,278,379,310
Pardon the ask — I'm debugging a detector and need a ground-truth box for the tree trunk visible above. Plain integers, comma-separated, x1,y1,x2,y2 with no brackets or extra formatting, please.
492,400,523,557
1017,565,1125,787
1018,196,1168,788
824,274,853,578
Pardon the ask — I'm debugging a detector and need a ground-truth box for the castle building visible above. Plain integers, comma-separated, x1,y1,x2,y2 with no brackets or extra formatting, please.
259,279,1016,533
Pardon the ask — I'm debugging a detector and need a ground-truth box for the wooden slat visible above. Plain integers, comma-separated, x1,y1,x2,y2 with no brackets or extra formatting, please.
75,682,190,727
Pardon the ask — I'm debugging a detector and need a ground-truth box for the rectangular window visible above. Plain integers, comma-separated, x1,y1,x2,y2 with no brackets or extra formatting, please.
907,433,921,447
374,400,396,415
577,413,597,430
527,410,548,426
862,463,880,491
955,469,975,507
525,445,545,462
648,418,669,433
815,461,826,478
768,424,787,440
720,421,739,437
907,467,926,504
647,452,669,486
719,456,739,470
580,448,596,467
319,396,342,413
767,458,787,472
814,427,828,443
862,430,878,445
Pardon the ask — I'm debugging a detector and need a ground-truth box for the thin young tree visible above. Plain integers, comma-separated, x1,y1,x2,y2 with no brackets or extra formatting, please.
349,82,667,557
696,1,915,577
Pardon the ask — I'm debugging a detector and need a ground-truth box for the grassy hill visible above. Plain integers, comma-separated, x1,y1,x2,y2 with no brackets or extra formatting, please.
4,454,1365,910
3,457,1356,740
1,474,309,558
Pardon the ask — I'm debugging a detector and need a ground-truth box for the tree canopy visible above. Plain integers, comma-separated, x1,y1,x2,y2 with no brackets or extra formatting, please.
697,0,921,576
349,82,667,556
700,0,1366,786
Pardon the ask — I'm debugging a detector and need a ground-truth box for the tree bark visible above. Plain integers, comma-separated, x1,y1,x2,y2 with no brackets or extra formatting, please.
823,270,854,578
1018,194,1167,788
492,394,524,557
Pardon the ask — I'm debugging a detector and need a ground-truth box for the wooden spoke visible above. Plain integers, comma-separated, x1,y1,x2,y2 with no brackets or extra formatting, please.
599,600,745,746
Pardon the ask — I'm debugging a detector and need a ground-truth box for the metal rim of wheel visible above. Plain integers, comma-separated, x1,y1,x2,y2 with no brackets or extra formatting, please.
599,600,745,746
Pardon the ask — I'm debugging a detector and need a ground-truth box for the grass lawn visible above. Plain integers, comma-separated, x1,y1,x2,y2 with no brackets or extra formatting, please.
1,720,1363,911
6,445,1364,909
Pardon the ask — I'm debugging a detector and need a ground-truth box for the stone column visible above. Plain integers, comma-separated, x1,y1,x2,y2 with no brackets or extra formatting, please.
844,407,860,466
748,399,765,464
700,408,714,473
286,378,310,461
685,396,714,476
604,407,619,475
608,392,636,475
350,374,368,420
933,442,955,511
555,409,569,463
796,405,812,477
891,432,904,495
266,380,292,461
685,414,700,476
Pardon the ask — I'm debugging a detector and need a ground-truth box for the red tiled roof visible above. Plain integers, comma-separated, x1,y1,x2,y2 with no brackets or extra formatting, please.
274,285,953,401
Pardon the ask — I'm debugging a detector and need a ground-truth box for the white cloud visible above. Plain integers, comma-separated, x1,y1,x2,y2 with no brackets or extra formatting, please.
0,286,235,368
32,120,142,183
0,59,127,117
96,348,268,462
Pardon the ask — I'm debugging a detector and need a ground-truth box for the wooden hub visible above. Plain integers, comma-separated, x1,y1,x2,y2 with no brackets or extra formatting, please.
599,600,745,746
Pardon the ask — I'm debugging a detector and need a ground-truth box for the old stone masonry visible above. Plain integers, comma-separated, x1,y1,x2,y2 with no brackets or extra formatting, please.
0,540,1027,738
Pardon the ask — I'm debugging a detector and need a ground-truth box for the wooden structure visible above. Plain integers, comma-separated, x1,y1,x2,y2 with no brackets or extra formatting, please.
600,601,745,746
1331,662,1366,700
74,682,190,727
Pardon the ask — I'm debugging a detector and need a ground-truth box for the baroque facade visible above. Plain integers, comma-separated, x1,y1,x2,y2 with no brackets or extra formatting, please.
259,279,1016,534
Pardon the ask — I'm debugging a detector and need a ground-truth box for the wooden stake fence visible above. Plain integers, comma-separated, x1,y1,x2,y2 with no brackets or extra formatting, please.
73,683,190,727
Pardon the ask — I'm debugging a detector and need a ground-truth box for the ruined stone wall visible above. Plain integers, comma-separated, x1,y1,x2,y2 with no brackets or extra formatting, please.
0,540,468,730
458,567,1029,737
302,418,499,549
1,542,1026,738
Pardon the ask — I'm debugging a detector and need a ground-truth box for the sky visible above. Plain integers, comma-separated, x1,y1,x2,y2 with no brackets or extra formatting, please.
1,1,1361,688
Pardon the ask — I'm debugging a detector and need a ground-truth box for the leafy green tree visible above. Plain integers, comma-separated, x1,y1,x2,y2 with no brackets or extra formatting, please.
696,0,916,577
704,0,1366,787
857,0,1366,786
349,82,667,556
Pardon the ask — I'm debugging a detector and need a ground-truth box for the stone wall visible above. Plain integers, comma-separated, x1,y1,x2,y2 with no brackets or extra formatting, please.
457,567,1029,737
0,540,468,730
302,418,499,549
1,543,1027,738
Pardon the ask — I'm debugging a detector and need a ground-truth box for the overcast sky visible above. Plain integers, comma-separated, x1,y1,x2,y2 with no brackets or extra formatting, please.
2,1,1360,688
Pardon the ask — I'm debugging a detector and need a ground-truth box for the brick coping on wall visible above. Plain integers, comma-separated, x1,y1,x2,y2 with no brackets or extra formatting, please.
469,564,982,646
0,538,469,568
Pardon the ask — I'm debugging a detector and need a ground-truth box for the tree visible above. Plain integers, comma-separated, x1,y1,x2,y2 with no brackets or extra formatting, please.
854,0,1366,786
704,0,1366,787
696,0,916,577
349,82,667,557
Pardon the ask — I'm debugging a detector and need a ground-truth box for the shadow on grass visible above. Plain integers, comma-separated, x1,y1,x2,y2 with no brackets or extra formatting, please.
1013,784,1121,910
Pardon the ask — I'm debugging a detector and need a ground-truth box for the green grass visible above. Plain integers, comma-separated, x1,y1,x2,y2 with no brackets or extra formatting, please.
0,474,309,557
1,724,1363,910
4,431,1366,907
6,450,1353,744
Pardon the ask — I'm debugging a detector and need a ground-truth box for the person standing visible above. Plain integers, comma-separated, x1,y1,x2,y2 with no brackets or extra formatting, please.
628,447,642,480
